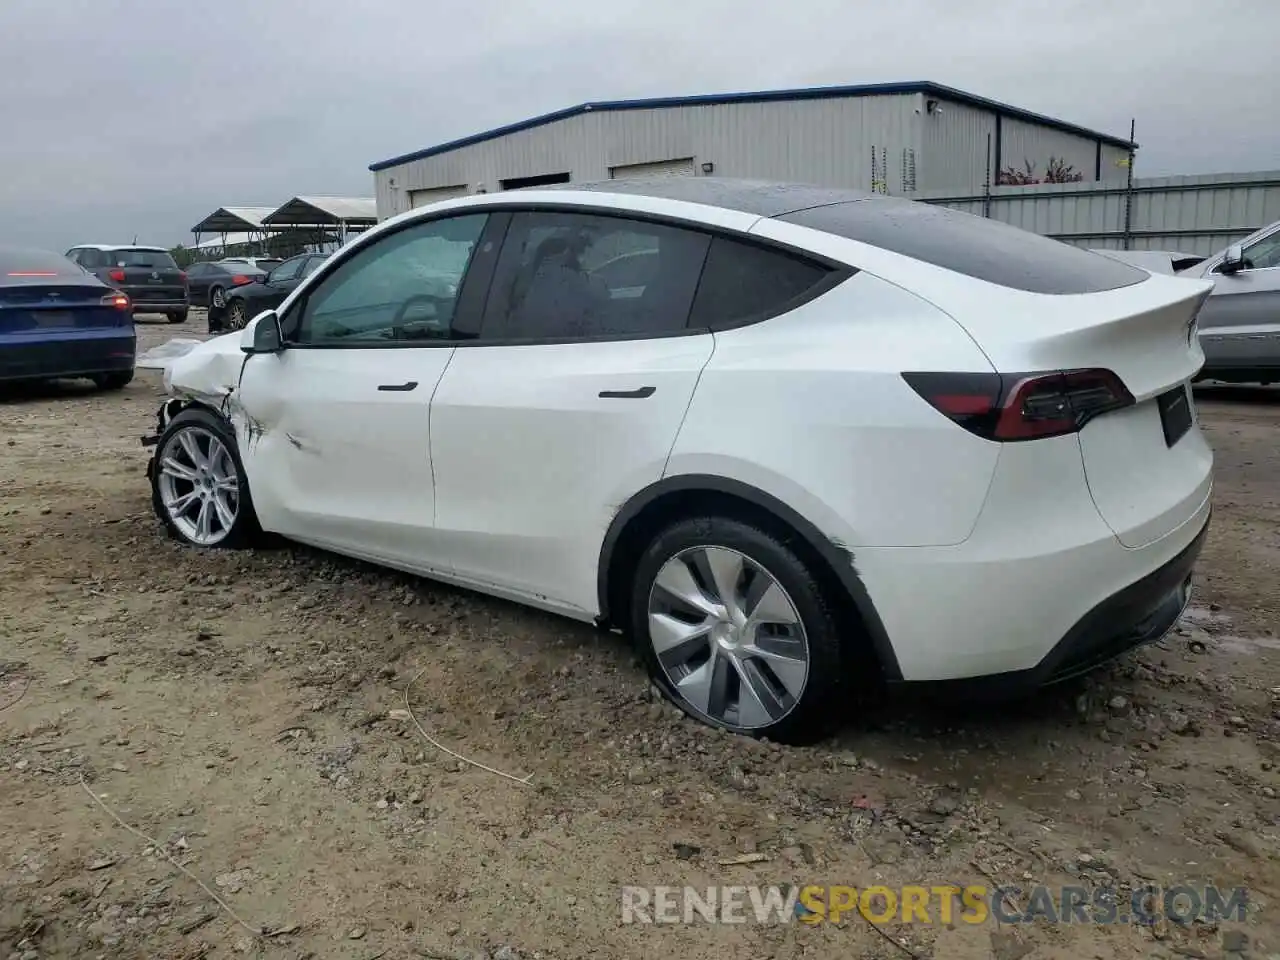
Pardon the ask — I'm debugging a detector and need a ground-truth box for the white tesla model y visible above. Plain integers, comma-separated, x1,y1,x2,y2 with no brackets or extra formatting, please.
146,179,1214,742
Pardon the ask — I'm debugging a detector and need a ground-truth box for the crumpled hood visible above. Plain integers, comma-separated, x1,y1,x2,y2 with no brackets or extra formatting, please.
162,332,247,405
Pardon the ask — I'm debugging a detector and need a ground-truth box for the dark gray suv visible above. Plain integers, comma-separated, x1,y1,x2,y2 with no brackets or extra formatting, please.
66,245,189,323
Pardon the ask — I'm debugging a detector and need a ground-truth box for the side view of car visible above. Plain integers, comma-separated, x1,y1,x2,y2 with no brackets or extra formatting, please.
213,253,326,333
1177,221,1280,384
146,179,1213,743
186,261,266,315
0,245,136,388
65,245,189,323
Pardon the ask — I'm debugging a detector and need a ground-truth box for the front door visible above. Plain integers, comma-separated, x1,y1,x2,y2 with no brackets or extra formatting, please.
429,208,717,615
236,212,493,566
1197,227,1280,371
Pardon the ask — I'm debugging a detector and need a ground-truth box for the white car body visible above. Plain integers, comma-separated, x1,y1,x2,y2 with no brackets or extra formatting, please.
158,180,1214,736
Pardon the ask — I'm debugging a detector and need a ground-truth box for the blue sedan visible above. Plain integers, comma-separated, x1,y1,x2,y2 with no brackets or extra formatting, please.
0,246,136,388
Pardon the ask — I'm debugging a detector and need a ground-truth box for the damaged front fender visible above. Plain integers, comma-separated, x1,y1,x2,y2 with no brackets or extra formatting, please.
139,333,255,458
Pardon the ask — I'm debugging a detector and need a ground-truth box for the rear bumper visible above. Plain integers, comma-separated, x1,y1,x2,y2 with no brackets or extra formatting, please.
0,331,136,381
904,514,1207,697
854,432,1213,685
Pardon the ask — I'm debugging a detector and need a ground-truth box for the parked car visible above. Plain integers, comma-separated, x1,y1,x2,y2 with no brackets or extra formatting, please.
186,261,266,315
65,245,189,323
145,179,1213,742
0,245,135,388
1177,221,1280,384
216,253,326,332
218,256,283,272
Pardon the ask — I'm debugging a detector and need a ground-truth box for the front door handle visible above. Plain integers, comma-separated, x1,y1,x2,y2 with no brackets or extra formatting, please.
599,386,655,399
378,381,419,392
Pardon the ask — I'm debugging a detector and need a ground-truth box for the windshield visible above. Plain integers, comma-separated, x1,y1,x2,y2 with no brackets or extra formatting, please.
111,249,177,268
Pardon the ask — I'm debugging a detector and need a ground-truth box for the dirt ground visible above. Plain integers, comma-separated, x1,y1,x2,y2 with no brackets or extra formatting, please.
2,311,1279,960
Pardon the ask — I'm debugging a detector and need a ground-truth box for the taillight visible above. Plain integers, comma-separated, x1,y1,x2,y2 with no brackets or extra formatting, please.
903,369,1135,442
102,292,130,310
178,271,188,283
231,274,253,286
108,269,126,282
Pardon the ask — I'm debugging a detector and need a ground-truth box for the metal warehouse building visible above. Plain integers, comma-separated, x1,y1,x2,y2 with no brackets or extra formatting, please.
370,81,1135,220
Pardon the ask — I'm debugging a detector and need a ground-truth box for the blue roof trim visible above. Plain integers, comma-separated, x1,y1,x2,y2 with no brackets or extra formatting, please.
369,80,1136,172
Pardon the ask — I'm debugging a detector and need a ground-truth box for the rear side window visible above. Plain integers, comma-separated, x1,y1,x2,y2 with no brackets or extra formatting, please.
76,249,107,268
690,237,835,329
110,249,178,269
481,211,711,341
779,199,1147,294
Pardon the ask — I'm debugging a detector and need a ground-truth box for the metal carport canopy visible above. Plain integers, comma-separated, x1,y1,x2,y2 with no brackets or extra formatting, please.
189,206,277,234
262,196,377,229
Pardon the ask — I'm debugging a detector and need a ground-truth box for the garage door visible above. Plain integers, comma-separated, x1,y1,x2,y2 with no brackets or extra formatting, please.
408,185,470,208
609,158,695,179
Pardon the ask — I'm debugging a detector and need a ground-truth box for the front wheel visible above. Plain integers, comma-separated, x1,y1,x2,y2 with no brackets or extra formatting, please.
629,515,846,743
227,300,248,331
150,407,259,549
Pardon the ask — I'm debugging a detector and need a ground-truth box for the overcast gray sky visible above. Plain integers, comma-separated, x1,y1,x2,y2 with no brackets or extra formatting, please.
0,0,1272,251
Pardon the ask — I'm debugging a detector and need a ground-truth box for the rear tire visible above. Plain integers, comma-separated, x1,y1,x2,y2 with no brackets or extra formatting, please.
93,370,134,390
629,514,846,744
150,407,259,549
209,286,226,310
227,300,248,331
169,310,188,324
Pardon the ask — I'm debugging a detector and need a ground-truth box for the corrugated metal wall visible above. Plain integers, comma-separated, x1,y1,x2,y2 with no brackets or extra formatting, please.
918,100,996,194
917,171,1280,256
374,94,925,219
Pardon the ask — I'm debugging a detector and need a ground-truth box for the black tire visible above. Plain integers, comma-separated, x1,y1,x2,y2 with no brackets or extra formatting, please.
227,299,248,331
169,310,189,324
150,406,260,549
92,370,134,390
629,515,845,744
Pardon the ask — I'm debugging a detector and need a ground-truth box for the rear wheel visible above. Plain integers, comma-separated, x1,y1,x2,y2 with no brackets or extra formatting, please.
228,300,248,331
630,515,845,743
92,370,134,390
169,310,188,324
209,286,226,310
151,407,258,549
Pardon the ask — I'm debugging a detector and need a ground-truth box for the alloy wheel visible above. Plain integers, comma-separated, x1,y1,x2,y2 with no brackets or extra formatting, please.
647,546,809,731
156,426,240,546
228,301,247,330
211,287,225,309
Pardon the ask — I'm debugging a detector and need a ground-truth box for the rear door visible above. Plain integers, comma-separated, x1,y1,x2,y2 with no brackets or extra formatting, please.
428,208,717,615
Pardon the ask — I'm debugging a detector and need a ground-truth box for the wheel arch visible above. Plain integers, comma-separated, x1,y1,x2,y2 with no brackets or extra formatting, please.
596,474,902,680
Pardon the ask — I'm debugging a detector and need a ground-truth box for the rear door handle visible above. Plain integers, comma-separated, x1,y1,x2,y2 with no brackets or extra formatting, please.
599,386,655,399
378,381,419,392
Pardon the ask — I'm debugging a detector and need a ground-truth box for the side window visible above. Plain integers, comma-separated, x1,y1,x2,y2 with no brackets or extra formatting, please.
481,211,710,342
689,237,835,330
187,263,207,277
301,256,325,277
1244,232,1280,271
75,249,102,269
291,214,487,345
65,249,81,264
269,257,305,283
